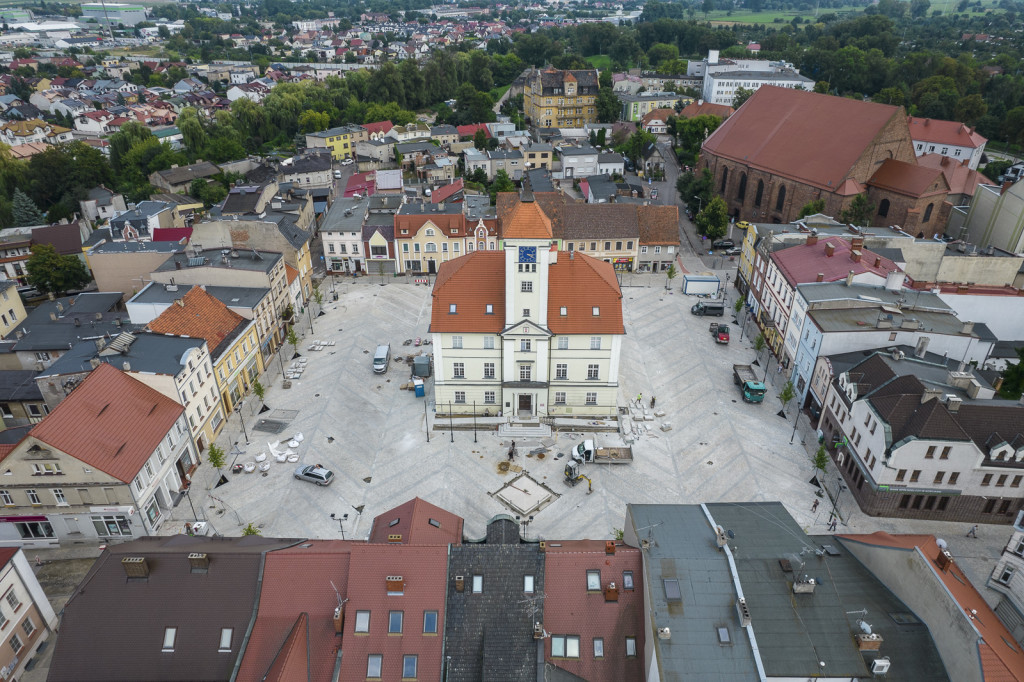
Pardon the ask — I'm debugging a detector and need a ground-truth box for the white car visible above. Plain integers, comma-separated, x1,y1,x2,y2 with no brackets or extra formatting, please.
333,170,342,178
341,158,354,166
294,464,334,486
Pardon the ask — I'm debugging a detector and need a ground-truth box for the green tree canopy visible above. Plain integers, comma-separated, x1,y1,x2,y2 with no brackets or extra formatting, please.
26,243,92,296
696,196,729,239
12,188,45,227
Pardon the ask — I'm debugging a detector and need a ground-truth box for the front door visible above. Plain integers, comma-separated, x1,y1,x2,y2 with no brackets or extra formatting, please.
518,394,532,418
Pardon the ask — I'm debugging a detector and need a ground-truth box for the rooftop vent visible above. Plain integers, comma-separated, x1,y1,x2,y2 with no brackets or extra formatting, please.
188,552,209,573
386,576,404,593
658,627,671,640
936,549,952,571
122,556,149,579
533,622,543,640
604,582,619,602
736,597,751,627
871,658,891,674
455,575,465,592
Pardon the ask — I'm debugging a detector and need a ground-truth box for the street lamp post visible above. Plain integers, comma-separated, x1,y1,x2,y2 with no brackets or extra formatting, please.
183,486,198,522
448,401,454,443
235,402,249,445
472,401,477,443
424,400,430,443
789,406,800,444
692,195,703,215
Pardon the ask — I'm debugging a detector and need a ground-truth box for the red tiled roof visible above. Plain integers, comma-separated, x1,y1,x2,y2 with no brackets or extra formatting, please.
908,117,987,149
703,86,902,192
430,252,506,333
549,252,624,334
395,211,464,238
0,548,17,568
916,153,993,197
679,100,734,120
772,237,899,287
344,172,376,198
285,263,299,285
431,178,463,203
543,541,645,681
235,541,353,682
457,123,490,139
840,532,1024,680
502,198,552,240
25,363,183,483
867,158,949,197
368,497,464,545
361,120,393,135
640,108,675,126
339,544,448,681
148,286,247,357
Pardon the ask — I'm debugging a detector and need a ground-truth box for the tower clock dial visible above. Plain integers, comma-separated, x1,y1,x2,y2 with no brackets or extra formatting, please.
518,246,537,263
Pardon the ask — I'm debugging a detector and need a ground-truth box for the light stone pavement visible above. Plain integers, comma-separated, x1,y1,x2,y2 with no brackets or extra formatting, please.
164,262,1003,599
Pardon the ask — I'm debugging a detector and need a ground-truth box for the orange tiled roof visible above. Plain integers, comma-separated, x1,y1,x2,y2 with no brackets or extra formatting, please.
368,497,464,545
148,286,247,357
549,251,623,334
430,252,506,333
501,196,552,240
916,153,993,197
24,363,183,483
284,264,299,285
867,159,949,198
908,117,987,148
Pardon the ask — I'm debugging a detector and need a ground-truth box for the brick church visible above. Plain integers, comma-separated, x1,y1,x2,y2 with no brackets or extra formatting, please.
699,86,951,238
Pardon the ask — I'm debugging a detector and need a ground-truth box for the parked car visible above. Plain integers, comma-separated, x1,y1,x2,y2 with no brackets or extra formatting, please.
294,464,334,486
333,170,342,178
724,247,742,256
341,158,354,166
712,239,735,249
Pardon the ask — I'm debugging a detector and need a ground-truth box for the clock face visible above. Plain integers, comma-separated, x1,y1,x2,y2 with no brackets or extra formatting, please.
519,246,537,263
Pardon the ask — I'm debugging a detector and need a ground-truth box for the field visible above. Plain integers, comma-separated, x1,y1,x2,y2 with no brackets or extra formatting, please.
586,54,612,71
705,0,1002,23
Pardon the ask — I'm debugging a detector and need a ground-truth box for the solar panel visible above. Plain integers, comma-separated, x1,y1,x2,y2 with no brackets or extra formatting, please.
188,256,205,267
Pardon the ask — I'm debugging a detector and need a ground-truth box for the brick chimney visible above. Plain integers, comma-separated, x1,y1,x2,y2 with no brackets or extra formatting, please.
816,273,824,282
851,237,864,251
851,250,862,263
806,234,818,246
825,242,835,257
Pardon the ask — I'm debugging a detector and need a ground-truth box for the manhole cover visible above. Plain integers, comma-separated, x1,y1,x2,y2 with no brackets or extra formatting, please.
254,419,288,434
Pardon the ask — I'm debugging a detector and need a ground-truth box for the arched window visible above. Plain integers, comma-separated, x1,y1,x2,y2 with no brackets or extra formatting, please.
922,203,933,223
754,180,764,206
878,199,890,217
425,228,435,236
720,167,729,194
737,173,747,201
775,185,786,211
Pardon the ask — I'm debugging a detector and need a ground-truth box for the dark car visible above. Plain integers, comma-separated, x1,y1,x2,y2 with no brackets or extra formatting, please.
724,247,742,257
293,464,335,486
712,239,735,249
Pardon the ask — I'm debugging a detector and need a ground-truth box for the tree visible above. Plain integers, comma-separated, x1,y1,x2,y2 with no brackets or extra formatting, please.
473,128,487,150
665,262,677,289
677,168,713,215
490,169,515,205
206,443,226,470
287,326,299,355
813,444,829,476
252,380,265,410
779,380,795,412
695,196,728,239
621,130,656,167
242,522,262,536
732,87,754,108
797,199,826,219
754,333,766,360
839,193,875,227
999,348,1024,399
297,110,330,134
12,188,45,227
595,88,621,124
25,244,91,296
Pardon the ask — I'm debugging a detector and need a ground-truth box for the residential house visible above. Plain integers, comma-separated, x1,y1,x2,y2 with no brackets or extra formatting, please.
147,286,264,415
637,205,681,273
916,153,992,206
362,215,397,275
394,201,467,274
678,99,735,120
0,231,32,283
908,116,987,170
524,143,553,171
430,196,624,418
279,153,333,190
36,331,224,450
386,122,431,143
523,68,600,128
562,203,640,271
559,146,600,179
150,162,222,194
430,124,459,147
362,120,394,141
304,124,367,161
86,239,183,300
0,363,195,547
0,119,72,146
618,92,681,122
598,152,625,176
0,547,59,681
989,511,1024,645
79,186,127,225
321,196,369,274
640,108,675,134
580,175,618,204
0,280,26,339
109,200,182,240
0,370,47,427
640,142,668,175
488,149,523,180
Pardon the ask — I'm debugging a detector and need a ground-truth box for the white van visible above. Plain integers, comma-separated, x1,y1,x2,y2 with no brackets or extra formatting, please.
373,344,390,373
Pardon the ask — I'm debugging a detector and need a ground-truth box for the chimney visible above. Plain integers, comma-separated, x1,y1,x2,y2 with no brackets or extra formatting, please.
936,549,952,571
604,582,619,602
188,552,209,572
334,605,344,634
825,242,835,257
121,556,149,578
49,312,57,321
387,534,402,543
961,321,974,335
874,256,881,267
90,357,101,369
175,260,182,270
851,236,864,251
945,395,963,413
94,339,104,352
385,576,404,592
856,633,883,651
123,361,131,371
851,250,862,263
605,541,616,555
455,575,465,592
845,270,855,287
56,302,64,313
806,234,818,246
885,271,906,291
74,317,80,327
816,273,824,282
921,387,943,403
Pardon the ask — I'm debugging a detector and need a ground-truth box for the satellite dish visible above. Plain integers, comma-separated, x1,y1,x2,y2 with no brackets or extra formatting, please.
936,538,948,550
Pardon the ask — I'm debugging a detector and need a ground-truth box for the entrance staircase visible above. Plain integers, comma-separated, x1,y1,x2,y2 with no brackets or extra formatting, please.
497,417,552,439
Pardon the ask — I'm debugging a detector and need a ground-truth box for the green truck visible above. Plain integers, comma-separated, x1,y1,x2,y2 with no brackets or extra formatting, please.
733,364,767,403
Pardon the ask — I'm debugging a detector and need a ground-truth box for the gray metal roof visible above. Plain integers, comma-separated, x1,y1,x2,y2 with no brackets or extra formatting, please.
39,333,206,378
626,503,757,680
808,306,971,336
798,282,952,312
91,240,181,254
0,369,43,401
706,503,948,681
321,197,369,234
130,282,269,311
154,248,282,274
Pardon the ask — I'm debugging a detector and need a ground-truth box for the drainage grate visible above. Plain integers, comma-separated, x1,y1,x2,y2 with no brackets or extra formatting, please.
253,419,289,434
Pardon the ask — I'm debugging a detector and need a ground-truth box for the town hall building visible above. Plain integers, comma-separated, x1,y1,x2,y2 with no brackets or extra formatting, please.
429,194,624,419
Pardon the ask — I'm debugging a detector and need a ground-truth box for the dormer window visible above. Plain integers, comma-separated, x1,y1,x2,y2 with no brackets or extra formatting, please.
560,307,567,316
592,307,600,316
449,304,456,314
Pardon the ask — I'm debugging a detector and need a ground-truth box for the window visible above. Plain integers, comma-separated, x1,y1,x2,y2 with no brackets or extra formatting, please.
520,339,532,352
590,242,596,251
423,611,438,634
555,364,567,380
26,490,39,505
1014,475,1022,488
604,241,611,250
524,575,535,593
910,470,921,483
878,199,890,217
484,391,496,404
1000,566,1016,585
162,627,176,652
452,336,463,349
941,446,951,459
586,392,597,405
587,364,599,380
594,637,604,658
555,392,566,405
52,489,67,506
449,304,457,314
389,611,403,634
925,446,935,459
20,617,33,638
922,203,934,223
982,473,992,486
590,337,601,350
523,309,530,318
641,246,648,254
403,654,417,678
521,281,533,293
558,337,568,350
586,570,601,591
0,491,11,506
565,635,580,658
592,307,600,316
355,611,370,633
472,575,483,593
626,636,637,657
998,474,1008,487
9,634,22,655
934,472,945,484
615,241,622,251
896,469,906,482
520,365,531,381
453,363,464,378
218,627,232,652
948,472,959,485
484,363,495,379
367,654,382,678
485,304,493,315
454,391,466,404
623,571,634,589
775,185,786,211
484,337,495,350
552,635,565,657
31,462,61,475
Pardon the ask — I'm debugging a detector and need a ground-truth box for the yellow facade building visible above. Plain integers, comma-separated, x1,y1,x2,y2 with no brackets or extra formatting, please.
523,68,600,129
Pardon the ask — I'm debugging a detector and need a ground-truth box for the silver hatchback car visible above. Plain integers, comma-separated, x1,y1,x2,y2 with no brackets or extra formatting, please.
293,464,335,486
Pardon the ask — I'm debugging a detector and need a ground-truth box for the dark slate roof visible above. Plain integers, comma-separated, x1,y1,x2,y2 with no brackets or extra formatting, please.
262,212,313,250
47,535,302,682
283,154,331,174
535,68,599,96
155,161,221,186
583,175,617,201
525,168,554,192
6,293,134,352
221,185,266,214
445,517,544,682
32,223,83,255
362,222,394,241
42,333,207,379
954,403,1024,452
82,227,111,247
0,369,43,401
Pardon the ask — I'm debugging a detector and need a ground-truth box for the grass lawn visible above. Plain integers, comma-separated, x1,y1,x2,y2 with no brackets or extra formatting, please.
488,84,510,101
586,55,612,71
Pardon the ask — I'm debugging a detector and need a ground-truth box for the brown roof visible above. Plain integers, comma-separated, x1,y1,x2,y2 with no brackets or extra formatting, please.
430,252,506,333
501,196,553,239
907,117,987,148
25,363,183,484
703,86,904,192
867,159,949,197
394,210,465,238
915,153,992,197
548,252,624,334
47,534,302,682
562,204,639,240
498,192,574,241
369,497,464,545
637,205,680,245
148,285,248,358
679,100,734,119
641,107,675,126
32,223,83,255
953,403,1024,452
